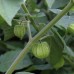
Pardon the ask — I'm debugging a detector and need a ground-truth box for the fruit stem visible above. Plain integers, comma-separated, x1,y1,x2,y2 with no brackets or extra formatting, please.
27,21,32,40
6,1,74,74
51,28,66,46
21,3,39,32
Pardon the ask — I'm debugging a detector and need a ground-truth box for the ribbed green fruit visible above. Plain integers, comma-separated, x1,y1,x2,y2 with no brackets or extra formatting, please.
32,42,50,59
14,24,26,39
67,24,74,35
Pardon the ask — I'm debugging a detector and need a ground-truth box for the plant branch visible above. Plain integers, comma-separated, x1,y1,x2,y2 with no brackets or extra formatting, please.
6,1,74,74
21,4,39,32
27,21,32,40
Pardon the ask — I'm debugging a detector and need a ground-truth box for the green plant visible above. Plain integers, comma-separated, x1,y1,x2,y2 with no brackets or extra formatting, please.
0,0,74,74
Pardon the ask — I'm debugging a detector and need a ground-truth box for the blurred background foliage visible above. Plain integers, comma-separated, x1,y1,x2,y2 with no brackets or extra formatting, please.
0,0,74,74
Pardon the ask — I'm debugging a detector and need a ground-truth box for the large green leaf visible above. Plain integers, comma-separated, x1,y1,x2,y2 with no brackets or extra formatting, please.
40,29,64,67
46,29,64,67
31,56,52,70
0,0,25,25
45,0,55,8
49,36,63,65
0,40,9,51
0,16,5,24
0,50,32,72
16,72,34,74
42,35,64,68
64,46,74,57
0,40,24,51
49,9,62,14
40,70,50,74
6,41,24,50
56,16,74,29
45,0,69,9
34,64,52,70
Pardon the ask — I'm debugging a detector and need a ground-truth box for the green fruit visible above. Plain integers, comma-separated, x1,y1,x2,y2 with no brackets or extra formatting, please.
54,57,64,69
32,42,50,59
67,24,74,35
14,24,26,39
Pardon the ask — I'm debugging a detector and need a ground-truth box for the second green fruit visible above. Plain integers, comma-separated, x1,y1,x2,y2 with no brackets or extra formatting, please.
32,42,50,59
14,24,26,39
67,24,74,35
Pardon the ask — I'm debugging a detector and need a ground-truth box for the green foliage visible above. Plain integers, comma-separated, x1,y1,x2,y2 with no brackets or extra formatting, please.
0,0,24,25
0,50,32,72
45,0,69,8
0,0,74,74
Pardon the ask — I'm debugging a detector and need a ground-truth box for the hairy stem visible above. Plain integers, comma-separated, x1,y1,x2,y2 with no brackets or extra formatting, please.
6,1,74,74
27,21,32,40
21,4,39,32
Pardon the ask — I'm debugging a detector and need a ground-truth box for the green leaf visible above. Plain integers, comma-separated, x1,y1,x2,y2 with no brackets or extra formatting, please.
0,40,8,51
45,0,55,8
49,36,63,65
0,16,5,24
46,29,64,66
6,41,24,50
64,46,74,57
0,40,24,51
26,0,37,13
16,72,34,74
45,0,69,9
0,0,24,25
56,16,74,29
34,64,52,70
33,12,48,24
38,23,45,31
49,9,62,14
3,25,14,41
41,28,64,67
0,50,32,72
0,21,19,41
40,70,50,74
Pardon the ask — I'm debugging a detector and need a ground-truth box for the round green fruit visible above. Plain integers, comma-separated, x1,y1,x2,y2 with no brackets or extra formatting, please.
54,57,64,69
32,42,50,59
14,24,26,39
67,24,74,35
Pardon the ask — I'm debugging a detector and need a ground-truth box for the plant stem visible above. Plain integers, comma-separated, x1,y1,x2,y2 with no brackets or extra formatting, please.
21,4,39,32
6,1,74,74
27,21,32,40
